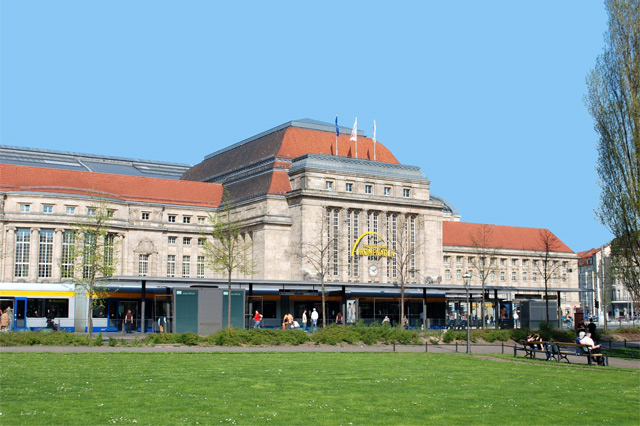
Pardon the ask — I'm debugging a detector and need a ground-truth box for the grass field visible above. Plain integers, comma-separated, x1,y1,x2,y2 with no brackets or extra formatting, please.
0,352,638,425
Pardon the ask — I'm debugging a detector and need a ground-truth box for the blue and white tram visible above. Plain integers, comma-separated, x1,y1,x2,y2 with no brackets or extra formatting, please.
0,283,76,331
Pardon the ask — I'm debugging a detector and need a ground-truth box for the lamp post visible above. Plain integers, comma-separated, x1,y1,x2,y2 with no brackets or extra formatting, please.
463,272,472,354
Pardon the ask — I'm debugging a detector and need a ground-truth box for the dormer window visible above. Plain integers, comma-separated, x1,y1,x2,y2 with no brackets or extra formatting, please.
141,212,150,220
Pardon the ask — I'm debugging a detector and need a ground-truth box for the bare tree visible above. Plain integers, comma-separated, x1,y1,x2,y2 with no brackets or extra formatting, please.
394,215,423,328
64,197,119,339
203,191,254,329
293,208,342,328
468,224,498,328
534,230,564,325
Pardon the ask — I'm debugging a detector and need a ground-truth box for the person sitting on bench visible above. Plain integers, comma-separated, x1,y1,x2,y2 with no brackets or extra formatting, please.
579,332,604,365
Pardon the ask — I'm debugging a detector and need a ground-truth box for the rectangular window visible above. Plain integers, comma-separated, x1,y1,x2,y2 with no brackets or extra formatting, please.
346,183,353,192
66,206,76,215
445,269,451,280
403,188,410,198
197,217,206,225
490,271,496,282
444,256,450,264
38,229,54,278
533,260,539,267
168,215,176,223
197,256,205,278
20,204,30,213
391,214,397,278
198,238,206,246
490,258,497,266
167,255,176,277
104,234,114,271
87,208,96,216
83,233,96,279
183,238,191,246
107,209,115,218
141,212,150,220
61,231,75,279
168,236,176,245
512,271,517,281
468,256,474,264
512,259,518,266
183,216,191,224
43,205,53,214
325,181,334,190
500,271,506,281
14,229,30,278
365,184,372,194
456,269,462,280
182,255,191,277
384,187,391,196
139,254,149,276
500,259,506,266
533,272,538,282
456,256,462,265
522,271,528,281
522,259,528,267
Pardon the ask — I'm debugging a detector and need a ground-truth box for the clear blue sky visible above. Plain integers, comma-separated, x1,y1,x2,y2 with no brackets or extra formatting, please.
0,1,612,252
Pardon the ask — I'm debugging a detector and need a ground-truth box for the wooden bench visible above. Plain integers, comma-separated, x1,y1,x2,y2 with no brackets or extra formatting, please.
516,339,552,360
552,342,608,366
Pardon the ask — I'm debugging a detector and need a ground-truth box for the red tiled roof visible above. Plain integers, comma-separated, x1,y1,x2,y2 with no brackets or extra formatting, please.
268,170,292,195
278,127,399,164
0,164,222,207
443,222,574,253
576,248,601,266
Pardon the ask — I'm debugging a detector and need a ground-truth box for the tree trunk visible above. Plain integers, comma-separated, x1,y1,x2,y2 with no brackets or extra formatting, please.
227,272,232,329
321,280,326,328
87,292,93,339
481,282,486,329
400,285,405,328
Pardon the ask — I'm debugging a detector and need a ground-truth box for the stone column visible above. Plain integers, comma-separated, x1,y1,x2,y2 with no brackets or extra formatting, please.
29,228,40,281
2,227,16,280
53,228,65,281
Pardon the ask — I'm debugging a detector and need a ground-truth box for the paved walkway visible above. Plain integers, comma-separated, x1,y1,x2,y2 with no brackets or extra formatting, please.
2,341,638,369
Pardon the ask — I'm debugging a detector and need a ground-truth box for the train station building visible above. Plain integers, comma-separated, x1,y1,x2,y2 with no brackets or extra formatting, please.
0,119,580,332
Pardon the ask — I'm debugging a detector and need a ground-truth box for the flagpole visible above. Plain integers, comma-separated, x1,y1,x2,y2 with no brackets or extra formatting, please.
373,120,377,161
335,114,339,156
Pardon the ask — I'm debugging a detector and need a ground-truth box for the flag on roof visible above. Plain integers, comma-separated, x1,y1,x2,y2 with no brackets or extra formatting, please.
335,115,339,137
350,117,357,142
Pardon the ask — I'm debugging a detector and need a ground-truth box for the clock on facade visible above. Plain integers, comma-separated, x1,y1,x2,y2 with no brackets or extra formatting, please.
369,264,379,277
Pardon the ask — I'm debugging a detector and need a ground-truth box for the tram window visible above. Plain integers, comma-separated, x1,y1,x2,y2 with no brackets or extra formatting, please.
359,302,373,319
45,299,69,318
92,300,107,318
27,299,43,317
262,301,277,319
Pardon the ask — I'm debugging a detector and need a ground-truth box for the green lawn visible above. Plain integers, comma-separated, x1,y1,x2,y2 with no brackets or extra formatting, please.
0,352,638,425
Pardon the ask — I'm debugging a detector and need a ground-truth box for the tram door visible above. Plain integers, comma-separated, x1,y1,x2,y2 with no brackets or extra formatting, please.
15,297,27,330
106,299,119,331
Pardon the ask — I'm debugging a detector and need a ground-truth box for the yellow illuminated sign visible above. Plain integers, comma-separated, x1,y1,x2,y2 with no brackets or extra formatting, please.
350,231,396,258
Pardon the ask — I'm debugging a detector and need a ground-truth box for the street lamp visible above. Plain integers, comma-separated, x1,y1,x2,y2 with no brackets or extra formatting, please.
463,272,472,354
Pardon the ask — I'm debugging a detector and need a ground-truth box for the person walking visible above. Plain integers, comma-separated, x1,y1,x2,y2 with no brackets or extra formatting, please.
0,309,9,332
124,310,134,333
302,309,308,331
310,308,319,332
253,310,263,329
